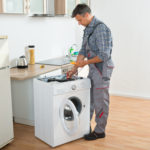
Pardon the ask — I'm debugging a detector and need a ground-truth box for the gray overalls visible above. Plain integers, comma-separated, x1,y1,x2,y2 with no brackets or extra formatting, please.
79,17,114,133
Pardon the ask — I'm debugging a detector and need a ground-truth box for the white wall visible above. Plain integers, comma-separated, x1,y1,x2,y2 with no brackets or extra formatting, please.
1,0,150,99
0,15,76,67
90,0,150,99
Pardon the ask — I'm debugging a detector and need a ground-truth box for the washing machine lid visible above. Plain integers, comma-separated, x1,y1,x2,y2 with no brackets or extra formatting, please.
60,99,79,136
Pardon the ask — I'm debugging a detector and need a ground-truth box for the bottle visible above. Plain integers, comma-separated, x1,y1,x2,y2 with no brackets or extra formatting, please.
25,46,29,63
68,44,79,62
28,45,35,65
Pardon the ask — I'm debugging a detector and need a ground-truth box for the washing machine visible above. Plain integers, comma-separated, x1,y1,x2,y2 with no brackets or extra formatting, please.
33,75,91,147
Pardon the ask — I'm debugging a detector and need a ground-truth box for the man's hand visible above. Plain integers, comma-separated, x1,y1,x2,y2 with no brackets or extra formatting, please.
67,54,87,78
67,67,77,79
76,60,88,67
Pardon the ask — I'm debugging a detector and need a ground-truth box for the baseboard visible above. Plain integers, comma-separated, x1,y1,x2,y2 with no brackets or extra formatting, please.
14,117,34,126
110,91,150,100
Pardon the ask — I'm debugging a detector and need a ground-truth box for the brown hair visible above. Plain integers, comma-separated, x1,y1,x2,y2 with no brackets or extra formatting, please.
72,4,91,18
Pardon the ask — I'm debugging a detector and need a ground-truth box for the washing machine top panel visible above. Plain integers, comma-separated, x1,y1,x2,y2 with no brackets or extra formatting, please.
53,78,91,95
38,74,83,83
37,75,91,95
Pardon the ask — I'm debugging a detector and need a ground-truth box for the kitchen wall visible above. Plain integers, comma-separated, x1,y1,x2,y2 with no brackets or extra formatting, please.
1,0,150,99
0,15,76,67
90,0,150,99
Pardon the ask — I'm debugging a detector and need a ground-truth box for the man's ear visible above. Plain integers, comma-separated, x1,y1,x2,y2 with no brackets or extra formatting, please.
83,12,89,17
82,12,88,17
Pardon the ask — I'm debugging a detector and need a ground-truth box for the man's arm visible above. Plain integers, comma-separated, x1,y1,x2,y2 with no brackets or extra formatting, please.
86,56,102,65
76,56,102,67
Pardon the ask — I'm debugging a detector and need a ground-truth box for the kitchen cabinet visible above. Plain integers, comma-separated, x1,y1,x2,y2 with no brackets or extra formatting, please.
79,0,89,4
29,0,44,14
55,0,90,16
0,0,3,13
55,0,75,16
29,0,55,16
0,0,51,15
29,0,90,16
0,0,90,16
0,0,24,14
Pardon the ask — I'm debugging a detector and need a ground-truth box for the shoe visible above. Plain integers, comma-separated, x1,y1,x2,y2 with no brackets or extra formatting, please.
84,126,92,137
84,131,105,141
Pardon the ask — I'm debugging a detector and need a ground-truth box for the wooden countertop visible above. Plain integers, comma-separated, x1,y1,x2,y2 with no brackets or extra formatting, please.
10,64,61,80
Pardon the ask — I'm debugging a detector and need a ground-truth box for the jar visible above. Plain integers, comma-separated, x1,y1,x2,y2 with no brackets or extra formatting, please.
28,45,35,65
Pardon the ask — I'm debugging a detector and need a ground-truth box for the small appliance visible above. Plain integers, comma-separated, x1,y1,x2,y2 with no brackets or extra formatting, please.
17,55,28,68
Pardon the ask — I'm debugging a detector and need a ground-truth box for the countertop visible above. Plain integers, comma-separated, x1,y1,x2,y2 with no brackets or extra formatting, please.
10,63,73,80
10,64,60,80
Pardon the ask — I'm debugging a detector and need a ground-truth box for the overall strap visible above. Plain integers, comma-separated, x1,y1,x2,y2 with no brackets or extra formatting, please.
88,22,102,42
88,22,112,61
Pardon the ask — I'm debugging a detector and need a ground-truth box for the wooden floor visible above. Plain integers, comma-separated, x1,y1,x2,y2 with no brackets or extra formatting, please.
2,96,150,150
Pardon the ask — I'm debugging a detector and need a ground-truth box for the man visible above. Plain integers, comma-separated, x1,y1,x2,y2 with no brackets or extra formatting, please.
67,4,114,140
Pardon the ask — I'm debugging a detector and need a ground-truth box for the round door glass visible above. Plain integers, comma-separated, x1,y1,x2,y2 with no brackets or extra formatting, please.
64,97,82,121
60,99,80,135
64,104,74,121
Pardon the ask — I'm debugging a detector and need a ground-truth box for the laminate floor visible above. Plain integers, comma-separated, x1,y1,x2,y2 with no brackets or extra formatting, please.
2,96,150,150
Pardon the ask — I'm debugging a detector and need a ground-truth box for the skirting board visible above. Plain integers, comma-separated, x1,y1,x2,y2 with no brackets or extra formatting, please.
14,117,34,126
110,91,150,100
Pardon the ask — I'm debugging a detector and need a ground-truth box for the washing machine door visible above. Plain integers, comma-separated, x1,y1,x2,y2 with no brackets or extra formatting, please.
60,99,79,136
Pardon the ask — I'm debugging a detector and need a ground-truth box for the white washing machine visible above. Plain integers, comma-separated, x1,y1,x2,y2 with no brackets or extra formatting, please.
33,75,91,147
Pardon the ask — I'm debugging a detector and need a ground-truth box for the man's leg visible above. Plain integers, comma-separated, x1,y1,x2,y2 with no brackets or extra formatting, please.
84,88,110,140
94,88,110,133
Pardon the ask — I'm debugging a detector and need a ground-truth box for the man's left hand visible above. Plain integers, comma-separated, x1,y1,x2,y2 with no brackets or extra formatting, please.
76,60,88,67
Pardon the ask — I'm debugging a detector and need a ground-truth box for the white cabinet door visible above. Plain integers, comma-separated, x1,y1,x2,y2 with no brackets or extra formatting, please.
0,38,9,68
55,0,90,16
66,0,76,16
78,0,90,5
29,0,44,14
55,0,76,16
0,68,14,148
3,0,24,13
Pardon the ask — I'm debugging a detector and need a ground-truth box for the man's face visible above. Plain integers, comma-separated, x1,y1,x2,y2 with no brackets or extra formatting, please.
75,13,89,27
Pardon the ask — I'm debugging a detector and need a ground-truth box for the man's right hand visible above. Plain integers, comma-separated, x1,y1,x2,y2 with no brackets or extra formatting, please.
67,67,77,79
67,54,85,79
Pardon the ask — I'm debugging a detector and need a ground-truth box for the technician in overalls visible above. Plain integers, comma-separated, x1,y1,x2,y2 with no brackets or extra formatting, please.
67,4,114,140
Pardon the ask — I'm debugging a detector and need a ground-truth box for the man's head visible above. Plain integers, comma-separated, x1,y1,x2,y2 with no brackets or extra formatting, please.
72,4,93,27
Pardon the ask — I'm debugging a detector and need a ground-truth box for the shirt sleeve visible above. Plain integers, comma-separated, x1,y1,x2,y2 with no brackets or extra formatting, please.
95,24,112,62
